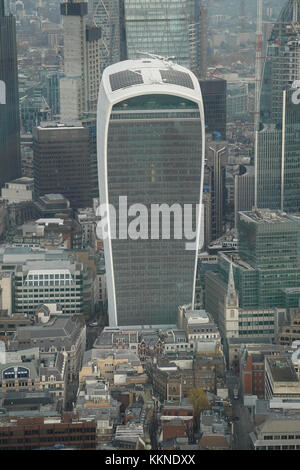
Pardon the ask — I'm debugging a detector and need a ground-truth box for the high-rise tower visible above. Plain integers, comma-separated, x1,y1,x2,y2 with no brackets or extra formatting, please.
123,0,207,79
97,59,205,326
91,0,126,77
60,0,102,121
256,0,300,212
0,0,21,188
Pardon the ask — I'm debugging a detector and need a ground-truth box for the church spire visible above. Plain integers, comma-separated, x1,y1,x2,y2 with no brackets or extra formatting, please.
226,260,238,307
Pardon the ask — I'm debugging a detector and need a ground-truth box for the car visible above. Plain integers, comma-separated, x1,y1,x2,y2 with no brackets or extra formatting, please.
89,321,98,327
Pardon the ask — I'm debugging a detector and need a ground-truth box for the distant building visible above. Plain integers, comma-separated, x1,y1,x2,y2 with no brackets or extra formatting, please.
257,1,300,212
227,82,248,122
234,166,254,228
200,78,227,140
204,139,228,246
124,0,207,78
91,0,126,77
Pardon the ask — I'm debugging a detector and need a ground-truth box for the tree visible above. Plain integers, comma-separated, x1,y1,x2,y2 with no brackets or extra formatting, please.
188,386,210,434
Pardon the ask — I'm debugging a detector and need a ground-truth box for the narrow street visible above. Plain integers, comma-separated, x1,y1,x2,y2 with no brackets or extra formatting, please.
226,370,254,450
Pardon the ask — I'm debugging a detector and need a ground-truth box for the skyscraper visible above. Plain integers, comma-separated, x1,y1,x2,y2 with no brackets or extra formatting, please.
123,0,207,79
0,0,21,188
91,0,126,76
256,0,300,212
200,78,227,140
204,140,228,244
60,0,101,121
97,59,205,326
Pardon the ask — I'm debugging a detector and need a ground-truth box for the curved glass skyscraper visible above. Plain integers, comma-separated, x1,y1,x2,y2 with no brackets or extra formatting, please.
257,0,300,212
97,59,205,326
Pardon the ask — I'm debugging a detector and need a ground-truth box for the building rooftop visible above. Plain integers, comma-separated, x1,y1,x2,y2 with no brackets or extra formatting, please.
239,209,300,225
7,177,33,186
267,357,299,383
100,59,203,107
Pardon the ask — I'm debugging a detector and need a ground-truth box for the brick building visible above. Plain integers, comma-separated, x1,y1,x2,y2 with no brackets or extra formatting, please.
241,354,265,398
0,414,96,450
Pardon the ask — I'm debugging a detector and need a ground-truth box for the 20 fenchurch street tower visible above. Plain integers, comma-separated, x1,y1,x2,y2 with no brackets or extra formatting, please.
97,59,205,327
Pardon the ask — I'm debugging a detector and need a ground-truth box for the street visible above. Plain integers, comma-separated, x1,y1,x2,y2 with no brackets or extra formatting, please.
226,370,254,450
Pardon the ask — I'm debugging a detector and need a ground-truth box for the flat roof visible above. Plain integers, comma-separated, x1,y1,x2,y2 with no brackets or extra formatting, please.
267,357,298,383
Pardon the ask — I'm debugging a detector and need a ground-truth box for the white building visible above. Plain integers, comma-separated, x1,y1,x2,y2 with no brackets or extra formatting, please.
0,177,33,204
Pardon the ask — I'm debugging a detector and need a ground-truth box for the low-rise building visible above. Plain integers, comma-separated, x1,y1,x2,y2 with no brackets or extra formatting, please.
10,311,86,381
112,423,150,450
0,348,68,409
0,414,97,450
152,360,216,402
178,305,221,351
250,416,300,450
0,177,34,204
265,356,300,400
80,349,144,385
199,408,233,450
278,306,300,346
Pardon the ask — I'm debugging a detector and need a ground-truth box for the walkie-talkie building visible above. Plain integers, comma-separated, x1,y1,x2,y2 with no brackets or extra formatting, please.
97,59,205,326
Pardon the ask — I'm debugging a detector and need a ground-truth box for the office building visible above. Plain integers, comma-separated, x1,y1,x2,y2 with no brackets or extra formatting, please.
33,123,92,210
204,140,228,244
265,355,300,400
124,0,207,79
234,166,255,227
205,209,300,346
200,78,227,141
0,0,21,188
0,415,97,450
208,210,300,309
0,247,94,317
91,0,126,76
60,0,101,121
257,1,300,212
97,59,205,326
227,82,249,122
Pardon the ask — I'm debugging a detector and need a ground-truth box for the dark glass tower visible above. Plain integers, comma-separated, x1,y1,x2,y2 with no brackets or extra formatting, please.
0,0,21,188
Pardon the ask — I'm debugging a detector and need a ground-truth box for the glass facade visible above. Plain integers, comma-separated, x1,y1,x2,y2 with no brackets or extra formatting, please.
0,1,21,188
124,0,202,72
216,212,300,310
257,1,300,212
106,94,202,325
91,0,126,76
